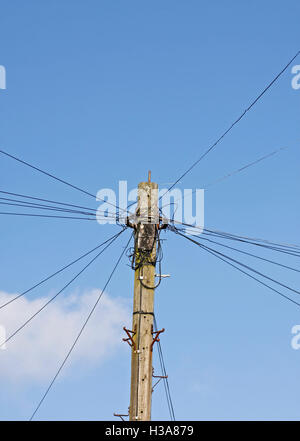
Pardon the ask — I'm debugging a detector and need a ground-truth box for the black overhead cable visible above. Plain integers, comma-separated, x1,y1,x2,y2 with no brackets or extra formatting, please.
0,190,120,219
173,228,300,308
170,225,300,260
173,226,300,258
172,228,300,297
0,229,126,349
170,222,300,252
130,143,287,214
0,212,108,221
165,221,300,259
0,198,120,222
160,50,300,200
153,315,175,421
167,219,300,254
199,242,300,309
203,243,300,296
29,231,132,421
0,230,125,309
202,226,300,251
201,231,300,257
0,149,127,216
0,149,98,199
0,190,99,212
0,200,119,220
200,232,300,257
131,140,284,212
182,231,300,274
203,146,287,189
166,146,287,207
0,199,96,216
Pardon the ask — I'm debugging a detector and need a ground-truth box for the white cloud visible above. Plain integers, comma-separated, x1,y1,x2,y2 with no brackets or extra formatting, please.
0,289,130,383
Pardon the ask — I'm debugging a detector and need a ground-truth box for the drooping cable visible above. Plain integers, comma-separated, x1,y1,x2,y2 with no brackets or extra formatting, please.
153,315,175,421
0,191,120,220
175,230,300,273
172,228,300,296
0,212,106,221
160,50,300,200
197,242,300,308
0,190,99,213
166,219,300,254
0,149,128,216
172,227,300,308
161,146,288,209
0,199,96,216
0,230,125,309
29,231,132,420
0,228,126,349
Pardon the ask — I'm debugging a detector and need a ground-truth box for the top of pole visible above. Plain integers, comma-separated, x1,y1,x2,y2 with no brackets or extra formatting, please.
148,170,151,183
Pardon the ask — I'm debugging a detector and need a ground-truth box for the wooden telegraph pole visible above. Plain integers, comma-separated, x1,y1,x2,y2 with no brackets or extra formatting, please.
124,172,166,421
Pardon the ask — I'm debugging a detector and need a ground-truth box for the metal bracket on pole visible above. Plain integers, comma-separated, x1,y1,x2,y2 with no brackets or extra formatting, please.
152,368,168,392
113,412,129,421
151,327,165,352
122,326,136,351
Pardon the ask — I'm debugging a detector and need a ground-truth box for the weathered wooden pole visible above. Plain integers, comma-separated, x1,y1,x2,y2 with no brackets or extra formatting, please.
126,172,159,421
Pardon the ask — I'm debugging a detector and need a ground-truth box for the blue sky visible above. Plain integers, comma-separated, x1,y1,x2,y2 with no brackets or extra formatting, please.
0,0,300,420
